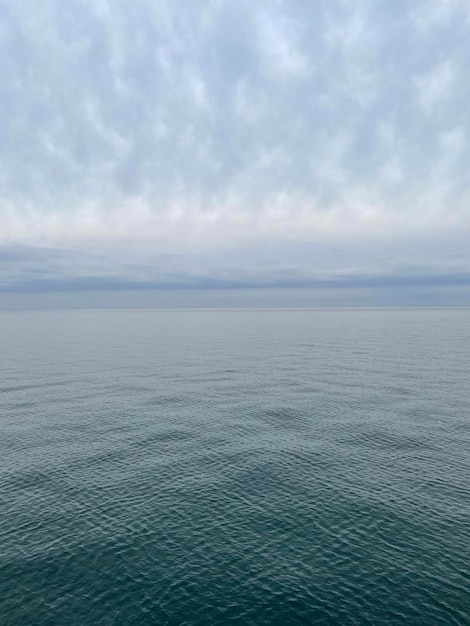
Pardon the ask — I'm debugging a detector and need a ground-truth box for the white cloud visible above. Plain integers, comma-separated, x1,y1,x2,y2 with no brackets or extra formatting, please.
187,75,211,110
256,9,310,78
415,61,457,112
0,0,469,295
412,0,470,31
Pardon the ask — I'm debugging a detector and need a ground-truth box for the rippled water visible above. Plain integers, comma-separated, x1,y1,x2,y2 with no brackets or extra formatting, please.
1,309,469,625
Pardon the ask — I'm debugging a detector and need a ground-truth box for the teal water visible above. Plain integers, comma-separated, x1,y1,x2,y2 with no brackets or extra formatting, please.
1,309,469,625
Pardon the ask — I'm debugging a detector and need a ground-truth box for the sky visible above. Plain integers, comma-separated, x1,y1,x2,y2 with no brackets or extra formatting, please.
1,0,469,307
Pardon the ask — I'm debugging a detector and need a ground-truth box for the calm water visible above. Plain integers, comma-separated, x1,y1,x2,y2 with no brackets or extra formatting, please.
1,309,469,625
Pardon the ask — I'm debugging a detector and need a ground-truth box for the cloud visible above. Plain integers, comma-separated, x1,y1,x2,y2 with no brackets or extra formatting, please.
415,60,457,112
0,0,469,301
1,238,470,299
255,7,310,78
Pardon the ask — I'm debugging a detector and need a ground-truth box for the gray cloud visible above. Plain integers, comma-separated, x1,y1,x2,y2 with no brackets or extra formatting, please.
1,241,469,304
0,0,469,302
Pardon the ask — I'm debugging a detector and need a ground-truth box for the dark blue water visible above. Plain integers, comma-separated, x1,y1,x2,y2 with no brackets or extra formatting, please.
1,309,469,625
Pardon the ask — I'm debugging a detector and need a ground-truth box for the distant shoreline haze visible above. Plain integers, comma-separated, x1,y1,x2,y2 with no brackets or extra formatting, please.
0,286,469,310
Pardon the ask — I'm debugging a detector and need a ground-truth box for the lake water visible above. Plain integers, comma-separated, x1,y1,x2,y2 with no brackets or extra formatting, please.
1,309,469,625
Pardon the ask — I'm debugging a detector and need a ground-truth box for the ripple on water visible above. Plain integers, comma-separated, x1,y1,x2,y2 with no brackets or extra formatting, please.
0,309,469,625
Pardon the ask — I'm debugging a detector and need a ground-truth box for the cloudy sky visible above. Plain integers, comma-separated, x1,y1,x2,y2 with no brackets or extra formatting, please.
1,0,469,307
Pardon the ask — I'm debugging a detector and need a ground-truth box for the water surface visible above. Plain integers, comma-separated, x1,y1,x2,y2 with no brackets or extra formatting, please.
1,309,469,624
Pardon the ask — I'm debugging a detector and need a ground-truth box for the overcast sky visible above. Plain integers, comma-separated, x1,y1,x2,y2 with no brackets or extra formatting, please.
1,0,469,307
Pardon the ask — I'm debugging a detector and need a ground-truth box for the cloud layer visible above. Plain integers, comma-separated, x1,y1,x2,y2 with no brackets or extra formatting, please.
1,0,469,302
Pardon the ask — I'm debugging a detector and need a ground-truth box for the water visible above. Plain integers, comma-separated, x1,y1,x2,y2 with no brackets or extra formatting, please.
1,308,469,625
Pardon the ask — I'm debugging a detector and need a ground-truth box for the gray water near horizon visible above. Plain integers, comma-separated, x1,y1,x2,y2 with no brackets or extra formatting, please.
1,308,469,625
